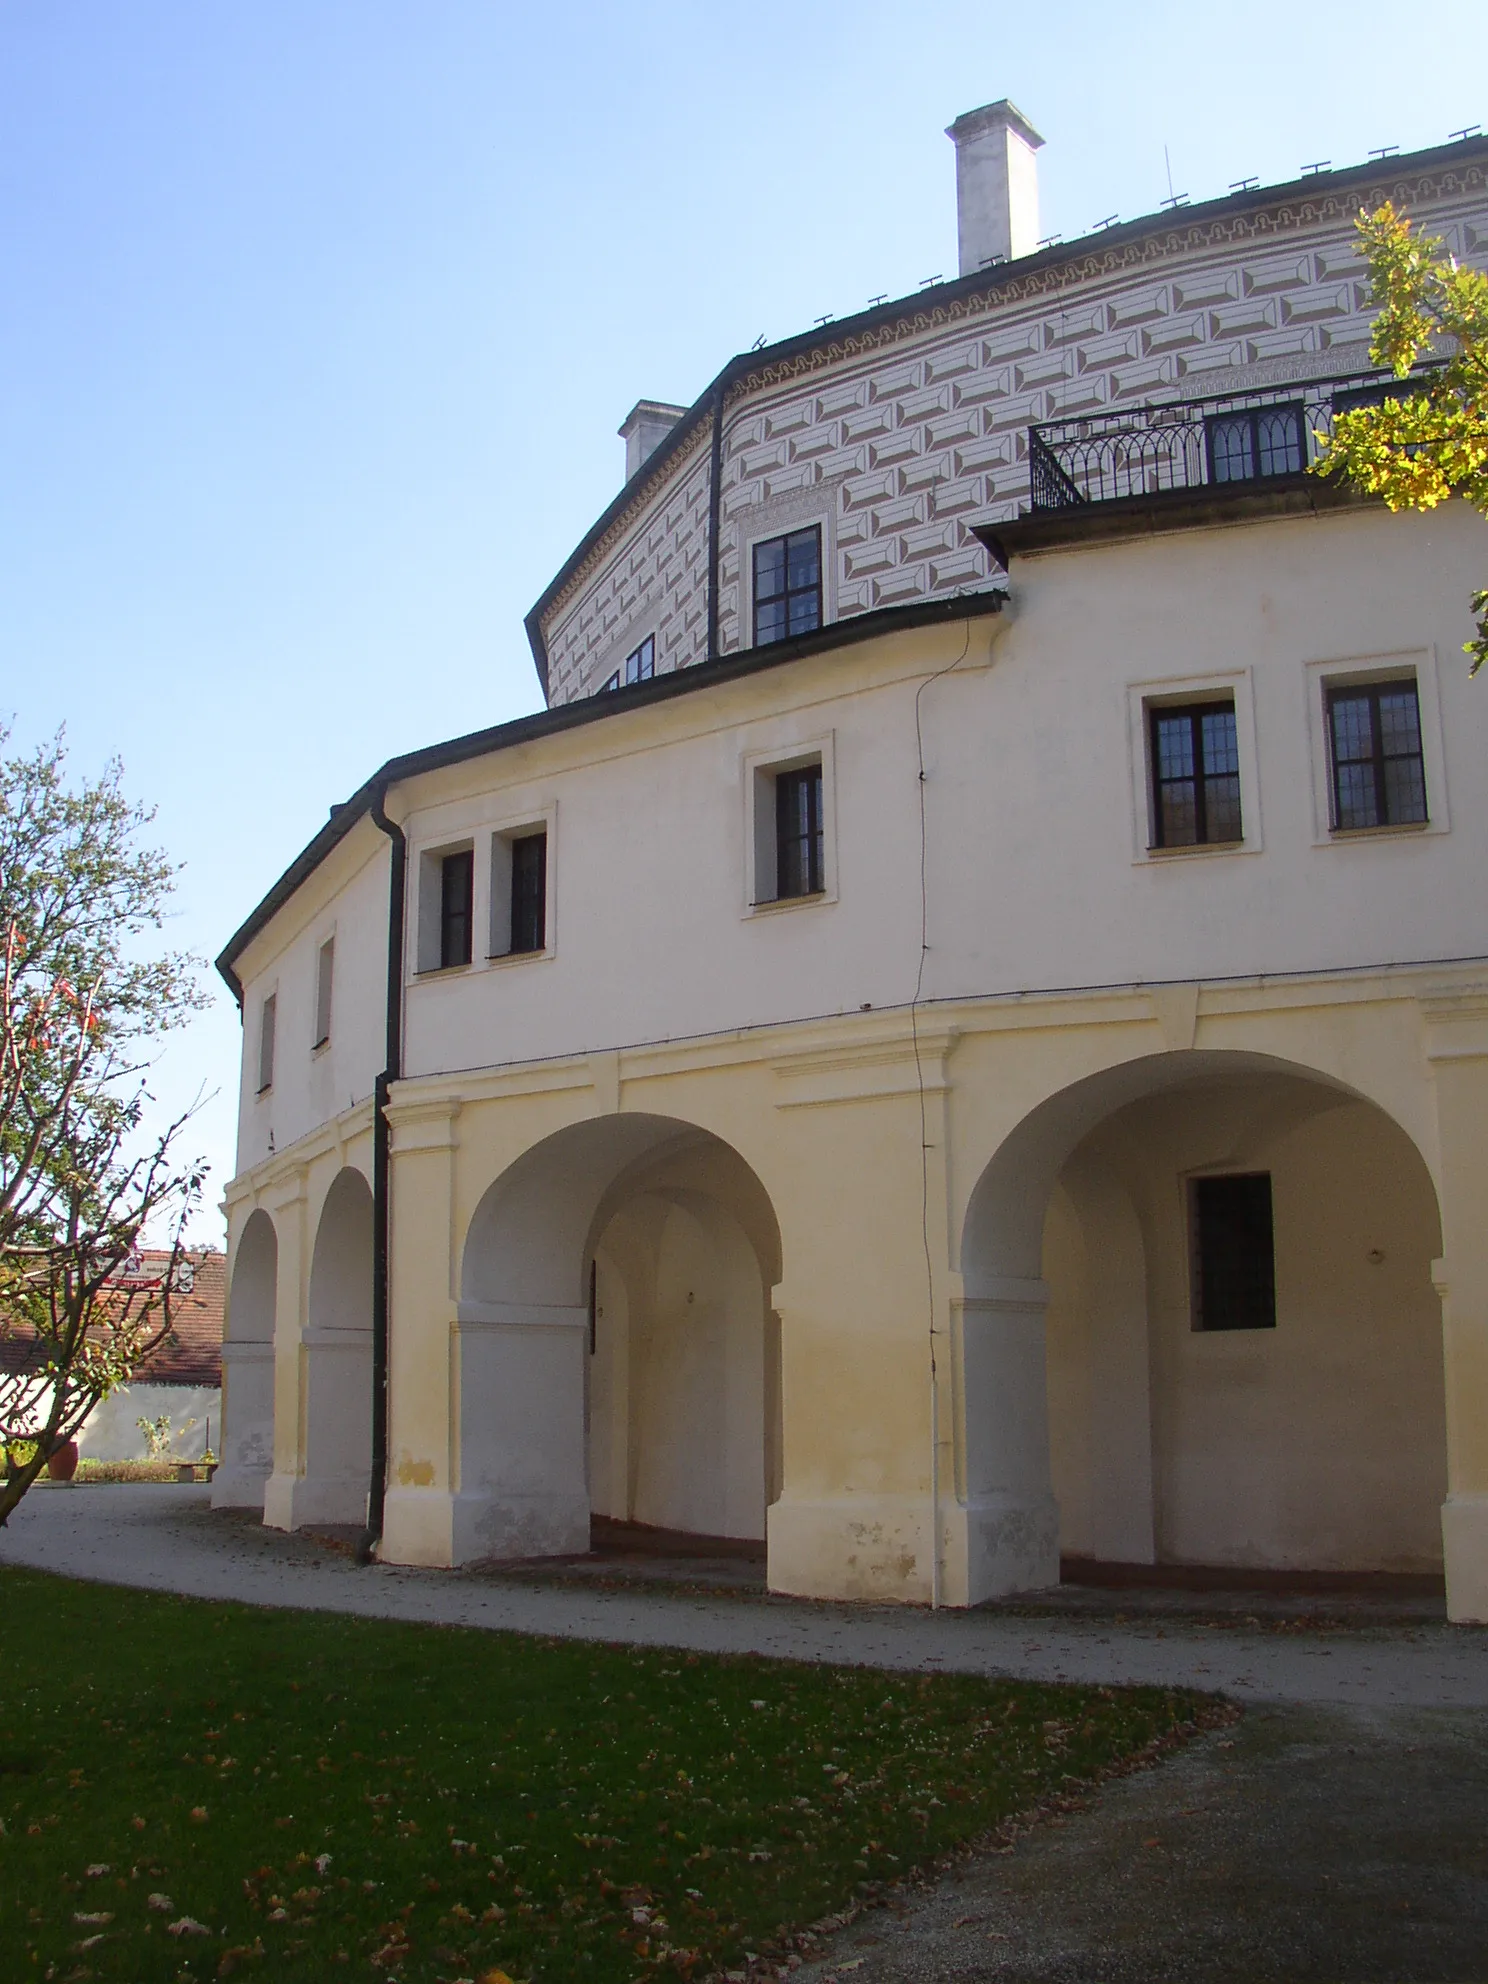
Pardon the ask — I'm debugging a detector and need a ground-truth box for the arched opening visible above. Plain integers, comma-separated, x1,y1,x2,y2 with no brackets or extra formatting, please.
295,1166,374,1527
211,1208,278,1509
456,1115,782,1564
959,1051,1446,1596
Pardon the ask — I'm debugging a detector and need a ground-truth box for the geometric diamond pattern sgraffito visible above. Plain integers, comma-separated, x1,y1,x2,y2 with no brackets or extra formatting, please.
541,165,1488,705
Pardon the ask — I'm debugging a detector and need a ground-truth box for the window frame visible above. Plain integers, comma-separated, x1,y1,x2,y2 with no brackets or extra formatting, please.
742,732,838,916
256,990,277,1096
1188,1172,1277,1333
624,634,655,685
1149,699,1244,850
312,935,335,1051
439,848,474,970
751,524,823,648
1326,677,1429,833
1302,650,1448,845
1204,401,1306,485
487,803,557,966
1127,670,1263,862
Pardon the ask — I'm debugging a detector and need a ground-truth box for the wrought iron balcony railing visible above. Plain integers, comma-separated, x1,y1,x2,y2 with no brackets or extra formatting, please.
1027,369,1435,513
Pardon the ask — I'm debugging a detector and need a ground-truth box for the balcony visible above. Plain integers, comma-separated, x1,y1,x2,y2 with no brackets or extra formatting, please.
1026,369,1433,513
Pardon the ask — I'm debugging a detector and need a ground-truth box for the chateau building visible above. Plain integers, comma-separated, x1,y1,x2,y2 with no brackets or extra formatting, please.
214,104,1488,1620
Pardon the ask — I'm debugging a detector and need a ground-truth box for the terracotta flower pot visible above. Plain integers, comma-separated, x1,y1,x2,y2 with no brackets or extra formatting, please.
46,1439,79,1483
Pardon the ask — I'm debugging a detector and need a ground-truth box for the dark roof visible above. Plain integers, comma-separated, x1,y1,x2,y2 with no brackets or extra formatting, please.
0,1249,225,1389
216,588,1009,999
523,130,1488,693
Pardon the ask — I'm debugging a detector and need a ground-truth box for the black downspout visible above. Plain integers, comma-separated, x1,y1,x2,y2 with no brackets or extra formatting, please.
358,787,406,1563
705,361,743,663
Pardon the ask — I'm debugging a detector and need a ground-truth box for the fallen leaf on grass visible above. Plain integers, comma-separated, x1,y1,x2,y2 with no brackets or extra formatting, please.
147,1894,175,1913
73,1912,113,1925
71,1933,107,1951
190,1807,209,1823
167,1916,211,1937
83,1864,111,1879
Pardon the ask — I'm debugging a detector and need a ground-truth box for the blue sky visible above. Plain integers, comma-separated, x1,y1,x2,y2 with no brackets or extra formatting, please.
2,1,1484,1231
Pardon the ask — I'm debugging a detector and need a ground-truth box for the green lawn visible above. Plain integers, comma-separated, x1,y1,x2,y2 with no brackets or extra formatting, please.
0,1566,1220,1982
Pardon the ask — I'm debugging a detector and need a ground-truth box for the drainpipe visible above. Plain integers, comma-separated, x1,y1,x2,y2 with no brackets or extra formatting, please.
704,358,747,663
358,786,406,1564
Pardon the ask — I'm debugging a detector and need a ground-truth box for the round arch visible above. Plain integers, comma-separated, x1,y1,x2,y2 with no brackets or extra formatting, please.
212,1208,279,1509
454,1114,783,1563
955,1047,1446,1597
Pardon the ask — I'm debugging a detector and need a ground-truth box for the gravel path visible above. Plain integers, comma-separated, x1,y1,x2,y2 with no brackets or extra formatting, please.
4,1483,1488,1709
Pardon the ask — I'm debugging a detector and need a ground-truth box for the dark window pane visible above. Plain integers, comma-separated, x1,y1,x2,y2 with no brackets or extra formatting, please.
1193,1173,1276,1331
1209,416,1253,482
787,529,820,589
753,538,787,599
1257,406,1302,475
788,591,820,636
1383,757,1428,825
1204,775,1243,842
1200,707,1239,776
775,764,824,898
624,635,654,685
440,850,473,969
1155,714,1195,781
1328,679,1426,829
755,598,788,645
509,832,546,954
1335,762,1378,830
753,526,823,647
1159,784,1198,846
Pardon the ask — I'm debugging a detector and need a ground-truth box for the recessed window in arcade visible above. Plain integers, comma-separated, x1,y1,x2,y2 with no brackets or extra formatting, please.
1190,1172,1276,1332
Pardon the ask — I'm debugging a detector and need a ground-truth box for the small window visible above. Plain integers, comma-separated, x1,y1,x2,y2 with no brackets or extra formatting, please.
313,937,334,1049
1205,403,1303,483
440,849,473,969
1150,702,1242,847
624,635,654,685
601,671,620,693
1190,1173,1276,1331
753,526,822,646
509,831,547,954
775,764,824,898
256,993,276,1095
1327,679,1428,830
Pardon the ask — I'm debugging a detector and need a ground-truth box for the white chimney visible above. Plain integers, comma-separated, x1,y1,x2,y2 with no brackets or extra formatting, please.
945,100,1045,275
618,399,688,483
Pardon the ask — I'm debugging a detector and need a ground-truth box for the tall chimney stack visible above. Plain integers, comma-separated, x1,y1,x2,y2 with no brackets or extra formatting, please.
945,100,1045,275
619,400,688,484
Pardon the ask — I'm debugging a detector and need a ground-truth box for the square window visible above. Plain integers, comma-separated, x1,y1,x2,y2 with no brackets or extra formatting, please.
313,937,334,1049
256,992,276,1095
1190,1174,1276,1331
1205,403,1304,484
624,635,655,685
1327,678,1428,830
752,526,822,646
1150,701,1242,847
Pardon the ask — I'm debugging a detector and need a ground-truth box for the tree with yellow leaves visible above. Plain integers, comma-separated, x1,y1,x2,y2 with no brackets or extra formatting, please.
1313,201,1488,672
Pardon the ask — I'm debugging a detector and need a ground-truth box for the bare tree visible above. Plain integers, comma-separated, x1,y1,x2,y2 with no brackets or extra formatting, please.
0,727,205,1521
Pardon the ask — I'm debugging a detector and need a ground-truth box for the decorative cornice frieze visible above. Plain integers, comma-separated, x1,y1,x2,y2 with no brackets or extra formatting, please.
543,421,711,630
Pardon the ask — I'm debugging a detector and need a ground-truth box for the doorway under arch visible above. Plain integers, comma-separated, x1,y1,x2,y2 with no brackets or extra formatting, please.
285,1166,374,1528
456,1115,782,1564
958,1050,1447,1597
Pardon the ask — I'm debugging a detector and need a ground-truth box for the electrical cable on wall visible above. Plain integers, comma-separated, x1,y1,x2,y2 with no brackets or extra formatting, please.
910,620,975,1610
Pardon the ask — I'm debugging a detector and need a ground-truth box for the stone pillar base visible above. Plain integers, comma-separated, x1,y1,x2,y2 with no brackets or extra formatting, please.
950,1493,1061,1607
767,1492,1061,1606
1443,1494,1488,1623
262,1470,368,1532
378,1486,589,1568
209,1462,270,1512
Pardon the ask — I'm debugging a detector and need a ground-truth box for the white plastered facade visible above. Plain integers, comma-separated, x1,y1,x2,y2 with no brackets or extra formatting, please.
218,495,1488,1619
